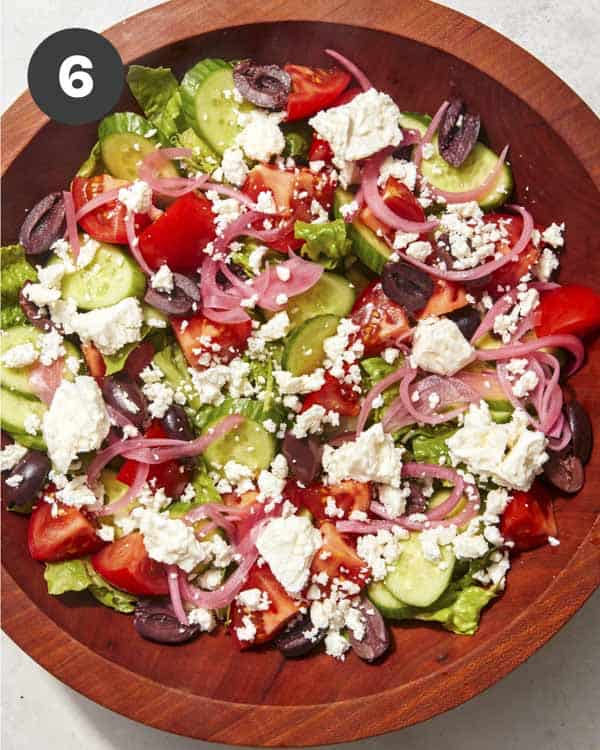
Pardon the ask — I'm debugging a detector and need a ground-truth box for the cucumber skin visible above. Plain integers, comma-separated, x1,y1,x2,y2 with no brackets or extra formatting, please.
333,188,391,274
282,314,340,376
98,112,164,143
99,113,165,182
367,582,415,619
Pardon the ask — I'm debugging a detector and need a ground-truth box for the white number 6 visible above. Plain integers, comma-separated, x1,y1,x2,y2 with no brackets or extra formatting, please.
59,55,94,98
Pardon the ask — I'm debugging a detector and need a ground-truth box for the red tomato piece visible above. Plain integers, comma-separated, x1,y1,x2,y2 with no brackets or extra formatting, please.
301,372,361,417
172,312,252,369
329,85,362,107
284,64,351,121
419,278,468,318
138,192,216,271
231,563,301,648
360,177,426,238
71,175,150,245
308,136,334,163
351,280,410,355
91,532,168,596
484,213,540,292
81,341,106,378
311,522,370,588
117,422,191,499
284,480,371,521
536,284,600,339
28,497,104,562
500,482,558,552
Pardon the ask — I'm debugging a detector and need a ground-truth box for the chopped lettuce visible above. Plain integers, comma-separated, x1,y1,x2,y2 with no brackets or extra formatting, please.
1,305,27,329
360,356,401,424
44,559,91,595
411,427,456,465
127,65,186,139
281,120,312,162
294,219,352,270
414,584,495,635
169,468,221,518
1,244,37,305
76,141,104,177
43,558,137,613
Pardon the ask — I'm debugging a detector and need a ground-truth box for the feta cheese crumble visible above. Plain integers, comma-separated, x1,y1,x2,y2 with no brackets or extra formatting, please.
117,180,152,214
410,316,474,375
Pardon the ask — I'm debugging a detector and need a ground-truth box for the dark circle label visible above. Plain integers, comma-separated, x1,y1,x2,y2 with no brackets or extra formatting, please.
28,28,124,126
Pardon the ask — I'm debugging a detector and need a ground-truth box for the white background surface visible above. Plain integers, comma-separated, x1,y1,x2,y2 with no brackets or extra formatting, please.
1,1,599,748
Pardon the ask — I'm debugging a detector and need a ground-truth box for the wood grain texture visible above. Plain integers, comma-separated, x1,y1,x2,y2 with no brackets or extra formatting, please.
2,0,600,745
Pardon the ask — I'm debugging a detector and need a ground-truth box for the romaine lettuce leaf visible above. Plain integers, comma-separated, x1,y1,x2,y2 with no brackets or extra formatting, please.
127,65,186,139
86,564,137,613
76,141,104,177
44,559,91,595
294,219,352,270
414,584,495,635
1,244,37,305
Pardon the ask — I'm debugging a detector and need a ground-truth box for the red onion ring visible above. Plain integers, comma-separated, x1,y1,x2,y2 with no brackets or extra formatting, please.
62,190,81,259
94,461,149,517
476,333,584,375
470,291,517,344
74,188,122,222
324,49,372,92
167,564,189,625
356,365,410,435
28,359,63,405
431,145,509,204
361,148,440,234
125,209,154,275
412,100,449,168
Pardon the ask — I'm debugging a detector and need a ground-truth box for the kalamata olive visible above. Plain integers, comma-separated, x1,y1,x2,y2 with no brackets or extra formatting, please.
101,374,147,429
275,613,326,658
446,305,481,341
134,598,200,644
1,430,13,450
404,483,428,515
2,450,51,511
438,98,481,168
233,60,291,111
19,192,66,255
161,404,194,442
565,400,592,464
144,273,200,317
19,287,55,332
381,260,434,317
543,450,584,494
282,432,323,485
348,598,390,662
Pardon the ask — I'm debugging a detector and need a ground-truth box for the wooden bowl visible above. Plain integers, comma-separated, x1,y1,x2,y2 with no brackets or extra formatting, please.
2,0,600,745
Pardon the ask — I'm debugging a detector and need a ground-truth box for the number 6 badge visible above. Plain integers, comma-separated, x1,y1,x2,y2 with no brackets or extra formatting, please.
28,28,123,125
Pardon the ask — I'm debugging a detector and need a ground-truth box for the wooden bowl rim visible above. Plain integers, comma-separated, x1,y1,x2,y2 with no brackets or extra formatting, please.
2,0,600,745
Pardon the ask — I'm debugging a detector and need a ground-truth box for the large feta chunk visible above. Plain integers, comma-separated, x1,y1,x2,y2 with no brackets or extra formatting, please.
72,297,144,355
446,401,548,491
117,180,152,214
322,423,404,487
255,515,322,594
42,376,110,473
132,507,211,572
236,111,285,162
410,316,474,375
309,89,402,164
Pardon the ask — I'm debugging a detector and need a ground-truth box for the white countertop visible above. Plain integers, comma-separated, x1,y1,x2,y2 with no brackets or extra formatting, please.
1,1,599,748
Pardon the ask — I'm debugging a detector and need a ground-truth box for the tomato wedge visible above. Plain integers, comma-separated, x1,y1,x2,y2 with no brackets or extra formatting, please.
536,284,600,339
351,280,410,355
117,422,191,499
91,531,168,595
284,480,371,521
360,177,426,238
311,522,370,588
484,213,540,292
172,312,252,369
28,497,105,562
231,563,301,648
500,482,557,552
308,136,334,163
71,175,150,245
301,372,361,417
81,341,106,378
419,278,468,318
284,64,351,121
138,192,216,271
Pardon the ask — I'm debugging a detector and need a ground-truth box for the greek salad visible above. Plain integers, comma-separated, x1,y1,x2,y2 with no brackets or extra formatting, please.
1,50,598,660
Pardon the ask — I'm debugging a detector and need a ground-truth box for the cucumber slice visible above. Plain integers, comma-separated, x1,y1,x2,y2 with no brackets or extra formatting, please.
180,59,255,156
384,533,455,608
283,271,356,329
202,398,283,473
282,314,340,376
428,488,468,522
400,110,513,210
98,112,174,182
421,139,513,211
344,260,375,297
10,432,46,451
367,581,414,619
0,326,81,396
334,188,391,274
1,387,47,442
55,242,146,310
